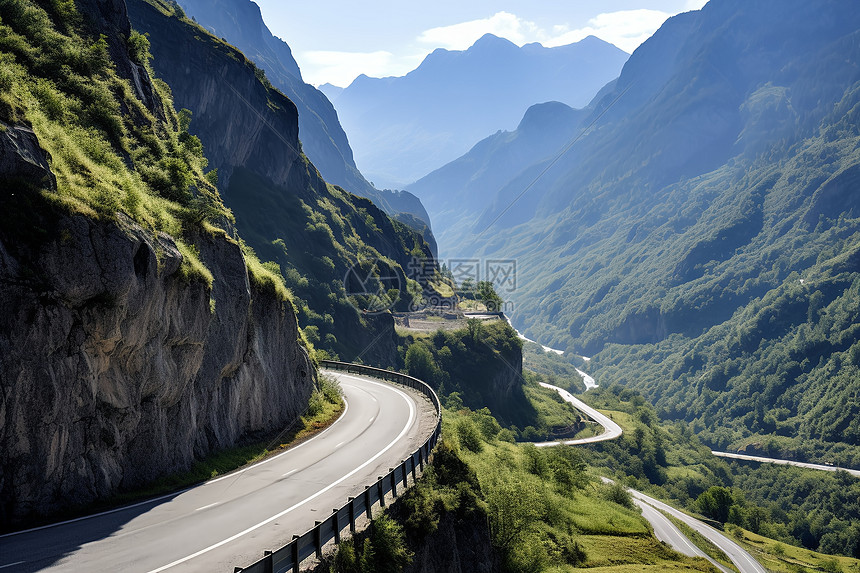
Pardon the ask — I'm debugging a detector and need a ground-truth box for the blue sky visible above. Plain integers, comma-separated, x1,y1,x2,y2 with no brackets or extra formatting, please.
254,0,707,87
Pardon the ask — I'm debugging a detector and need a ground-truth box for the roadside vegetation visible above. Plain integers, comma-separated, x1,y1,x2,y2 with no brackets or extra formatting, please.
395,319,583,441
321,405,719,573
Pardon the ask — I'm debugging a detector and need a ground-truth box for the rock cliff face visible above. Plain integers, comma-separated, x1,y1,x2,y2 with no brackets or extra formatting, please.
0,0,313,523
173,0,436,233
0,186,312,524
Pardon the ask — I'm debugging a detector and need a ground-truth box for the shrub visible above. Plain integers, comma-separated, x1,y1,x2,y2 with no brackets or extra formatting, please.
601,481,634,509
456,418,484,453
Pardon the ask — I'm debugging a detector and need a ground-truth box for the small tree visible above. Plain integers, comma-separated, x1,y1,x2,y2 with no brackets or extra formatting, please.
696,486,734,523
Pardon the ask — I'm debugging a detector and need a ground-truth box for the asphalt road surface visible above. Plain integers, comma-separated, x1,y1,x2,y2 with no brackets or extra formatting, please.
0,371,436,572
631,490,767,573
712,450,860,477
532,382,623,446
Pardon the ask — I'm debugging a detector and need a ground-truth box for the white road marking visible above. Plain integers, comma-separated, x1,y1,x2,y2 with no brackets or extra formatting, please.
145,374,416,573
283,469,297,477
195,503,219,512
335,441,345,449
369,416,375,422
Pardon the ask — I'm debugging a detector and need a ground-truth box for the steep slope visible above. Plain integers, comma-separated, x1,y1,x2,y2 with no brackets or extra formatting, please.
0,0,311,522
173,0,434,231
127,0,447,364
408,101,587,255
438,0,860,462
332,34,628,188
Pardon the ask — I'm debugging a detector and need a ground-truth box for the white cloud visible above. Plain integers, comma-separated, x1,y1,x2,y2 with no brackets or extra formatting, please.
303,7,697,86
543,9,673,54
415,9,676,56
417,11,539,50
301,50,423,87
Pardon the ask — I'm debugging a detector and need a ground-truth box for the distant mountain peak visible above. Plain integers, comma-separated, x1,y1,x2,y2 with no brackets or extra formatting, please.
331,30,629,187
517,101,578,132
472,33,518,50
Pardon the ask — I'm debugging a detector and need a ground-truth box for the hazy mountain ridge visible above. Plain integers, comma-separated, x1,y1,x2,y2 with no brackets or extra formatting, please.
408,101,587,250
420,0,860,461
174,0,434,231
331,33,628,188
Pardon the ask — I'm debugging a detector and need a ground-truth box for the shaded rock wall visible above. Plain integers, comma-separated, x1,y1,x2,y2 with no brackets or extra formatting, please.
0,206,313,522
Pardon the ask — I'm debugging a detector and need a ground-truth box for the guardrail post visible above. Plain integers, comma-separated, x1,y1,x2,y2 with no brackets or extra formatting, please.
291,536,300,573
411,454,417,480
364,486,372,518
348,497,356,533
390,468,397,497
377,478,385,507
263,550,273,573
332,510,341,545
314,521,322,559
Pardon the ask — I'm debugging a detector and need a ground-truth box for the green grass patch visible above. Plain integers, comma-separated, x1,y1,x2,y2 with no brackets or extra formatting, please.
573,535,718,572
724,526,860,573
520,372,584,440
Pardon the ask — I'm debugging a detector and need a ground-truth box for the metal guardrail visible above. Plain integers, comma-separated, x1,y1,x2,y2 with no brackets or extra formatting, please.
237,361,442,573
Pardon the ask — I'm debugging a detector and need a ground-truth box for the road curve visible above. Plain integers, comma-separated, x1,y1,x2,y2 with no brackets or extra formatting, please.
712,451,860,477
630,490,767,573
533,383,761,572
0,371,436,572
532,382,622,447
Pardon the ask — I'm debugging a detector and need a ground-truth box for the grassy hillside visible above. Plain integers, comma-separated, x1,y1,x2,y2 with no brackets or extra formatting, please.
0,0,289,295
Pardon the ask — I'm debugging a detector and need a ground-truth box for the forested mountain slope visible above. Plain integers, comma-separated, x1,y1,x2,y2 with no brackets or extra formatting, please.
432,0,860,463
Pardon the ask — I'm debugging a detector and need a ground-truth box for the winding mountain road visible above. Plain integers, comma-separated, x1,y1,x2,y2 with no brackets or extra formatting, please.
0,370,437,572
532,382,622,447
631,491,766,573
534,380,764,573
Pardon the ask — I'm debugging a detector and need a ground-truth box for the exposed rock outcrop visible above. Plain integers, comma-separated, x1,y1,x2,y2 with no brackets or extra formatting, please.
0,121,55,189
0,199,313,522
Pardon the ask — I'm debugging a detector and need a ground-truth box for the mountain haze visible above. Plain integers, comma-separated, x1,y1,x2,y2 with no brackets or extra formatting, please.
408,100,587,254
331,34,629,188
423,0,860,463
175,0,434,230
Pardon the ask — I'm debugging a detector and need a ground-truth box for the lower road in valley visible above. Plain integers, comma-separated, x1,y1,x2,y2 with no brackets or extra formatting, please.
712,450,860,477
630,490,767,573
0,370,437,572
535,380,764,573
